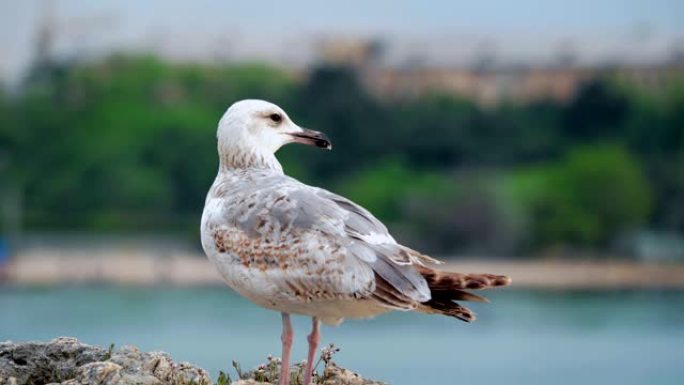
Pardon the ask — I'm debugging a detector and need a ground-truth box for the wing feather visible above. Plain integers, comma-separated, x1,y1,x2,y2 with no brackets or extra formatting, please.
211,173,432,306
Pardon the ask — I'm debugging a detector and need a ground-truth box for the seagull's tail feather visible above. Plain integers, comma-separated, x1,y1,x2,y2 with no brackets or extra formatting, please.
415,266,511,322
418,267,512,291
418,298,478,322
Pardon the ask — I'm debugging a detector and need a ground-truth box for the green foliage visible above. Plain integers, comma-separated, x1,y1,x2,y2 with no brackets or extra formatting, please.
1,55,682,255
336,158,455,223
5,55,296,231
104,343,115,360
509,144,653,247
562,80,630,142
617,75,684,230
215,371,231,385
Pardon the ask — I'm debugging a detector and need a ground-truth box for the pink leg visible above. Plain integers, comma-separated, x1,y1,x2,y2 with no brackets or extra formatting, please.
279,313,293,385
303,317,321,385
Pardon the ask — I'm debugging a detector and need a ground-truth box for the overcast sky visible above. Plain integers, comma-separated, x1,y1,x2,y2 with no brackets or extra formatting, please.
1,0,683,81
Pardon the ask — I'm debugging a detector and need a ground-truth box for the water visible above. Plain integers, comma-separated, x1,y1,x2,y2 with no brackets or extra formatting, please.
1,286,683,385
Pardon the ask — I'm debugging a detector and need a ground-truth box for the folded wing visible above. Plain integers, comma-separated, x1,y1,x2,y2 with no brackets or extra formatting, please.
210,173,432,306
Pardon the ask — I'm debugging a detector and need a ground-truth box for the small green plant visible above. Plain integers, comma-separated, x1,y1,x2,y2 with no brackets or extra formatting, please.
231,360,245,380
221,343,341,385
104,343,115,360
216,371,231,385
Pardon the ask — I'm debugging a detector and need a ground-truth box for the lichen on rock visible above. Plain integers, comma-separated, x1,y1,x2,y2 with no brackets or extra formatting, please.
228,348,384,385
0,337,210,385
0,338,384,385
229,361,383,385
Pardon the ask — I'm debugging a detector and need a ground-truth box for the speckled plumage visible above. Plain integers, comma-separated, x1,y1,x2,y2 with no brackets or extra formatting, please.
201,100,510,327
202,167,439,325
201,99,511,385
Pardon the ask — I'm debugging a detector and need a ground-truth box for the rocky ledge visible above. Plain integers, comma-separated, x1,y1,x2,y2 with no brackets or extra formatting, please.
0,338,383,385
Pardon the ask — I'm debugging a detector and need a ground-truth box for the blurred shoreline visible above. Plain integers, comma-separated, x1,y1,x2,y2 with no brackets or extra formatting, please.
4,253,684,289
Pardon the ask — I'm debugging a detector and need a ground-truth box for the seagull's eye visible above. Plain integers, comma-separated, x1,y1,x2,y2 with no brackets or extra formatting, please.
269,113,282,124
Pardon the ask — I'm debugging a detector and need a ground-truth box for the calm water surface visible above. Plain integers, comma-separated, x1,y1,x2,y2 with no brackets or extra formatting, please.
1,286,683,385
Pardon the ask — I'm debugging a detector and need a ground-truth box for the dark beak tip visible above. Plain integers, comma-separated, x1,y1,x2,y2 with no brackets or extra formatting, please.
292,130,332,151
313,133,332,150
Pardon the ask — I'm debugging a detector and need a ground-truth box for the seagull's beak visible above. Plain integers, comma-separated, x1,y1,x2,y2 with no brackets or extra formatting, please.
288,128,332,150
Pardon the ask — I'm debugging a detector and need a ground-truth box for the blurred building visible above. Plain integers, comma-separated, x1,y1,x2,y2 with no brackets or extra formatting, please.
19,3,684,108
316,38,384,69
317,38,684,106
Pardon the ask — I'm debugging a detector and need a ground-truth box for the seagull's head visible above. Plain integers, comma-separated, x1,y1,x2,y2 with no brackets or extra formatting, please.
217,100,332,160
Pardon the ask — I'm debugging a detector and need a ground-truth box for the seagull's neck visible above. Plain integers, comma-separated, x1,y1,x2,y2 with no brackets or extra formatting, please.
219,146,283,174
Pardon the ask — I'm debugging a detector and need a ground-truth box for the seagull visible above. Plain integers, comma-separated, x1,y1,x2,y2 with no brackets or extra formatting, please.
200,99,511,385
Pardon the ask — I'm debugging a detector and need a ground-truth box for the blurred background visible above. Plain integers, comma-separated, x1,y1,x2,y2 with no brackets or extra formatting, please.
1,1,683,384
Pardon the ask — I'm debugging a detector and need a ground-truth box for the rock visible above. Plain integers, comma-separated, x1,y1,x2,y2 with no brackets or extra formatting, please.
0,338,383,385
230,358,385,385
0,337,210,385
320,363,381,385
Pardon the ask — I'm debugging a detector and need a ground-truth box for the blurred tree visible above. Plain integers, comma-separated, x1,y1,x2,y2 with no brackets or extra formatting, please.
335,158,453,223
1,54,681,256
0,89,12,166
562,80,629,142
391,94,476,168
8,55,296,231
288,65,389,182
619,76,684,231
510,144,653,248
496,101,565,162
402,170,525,255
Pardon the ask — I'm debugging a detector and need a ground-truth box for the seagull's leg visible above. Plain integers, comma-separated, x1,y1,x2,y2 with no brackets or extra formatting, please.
279,312,293,385
303,317,321,385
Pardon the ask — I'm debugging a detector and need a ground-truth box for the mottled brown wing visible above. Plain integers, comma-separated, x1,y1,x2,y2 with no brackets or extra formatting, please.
214,173,432,305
